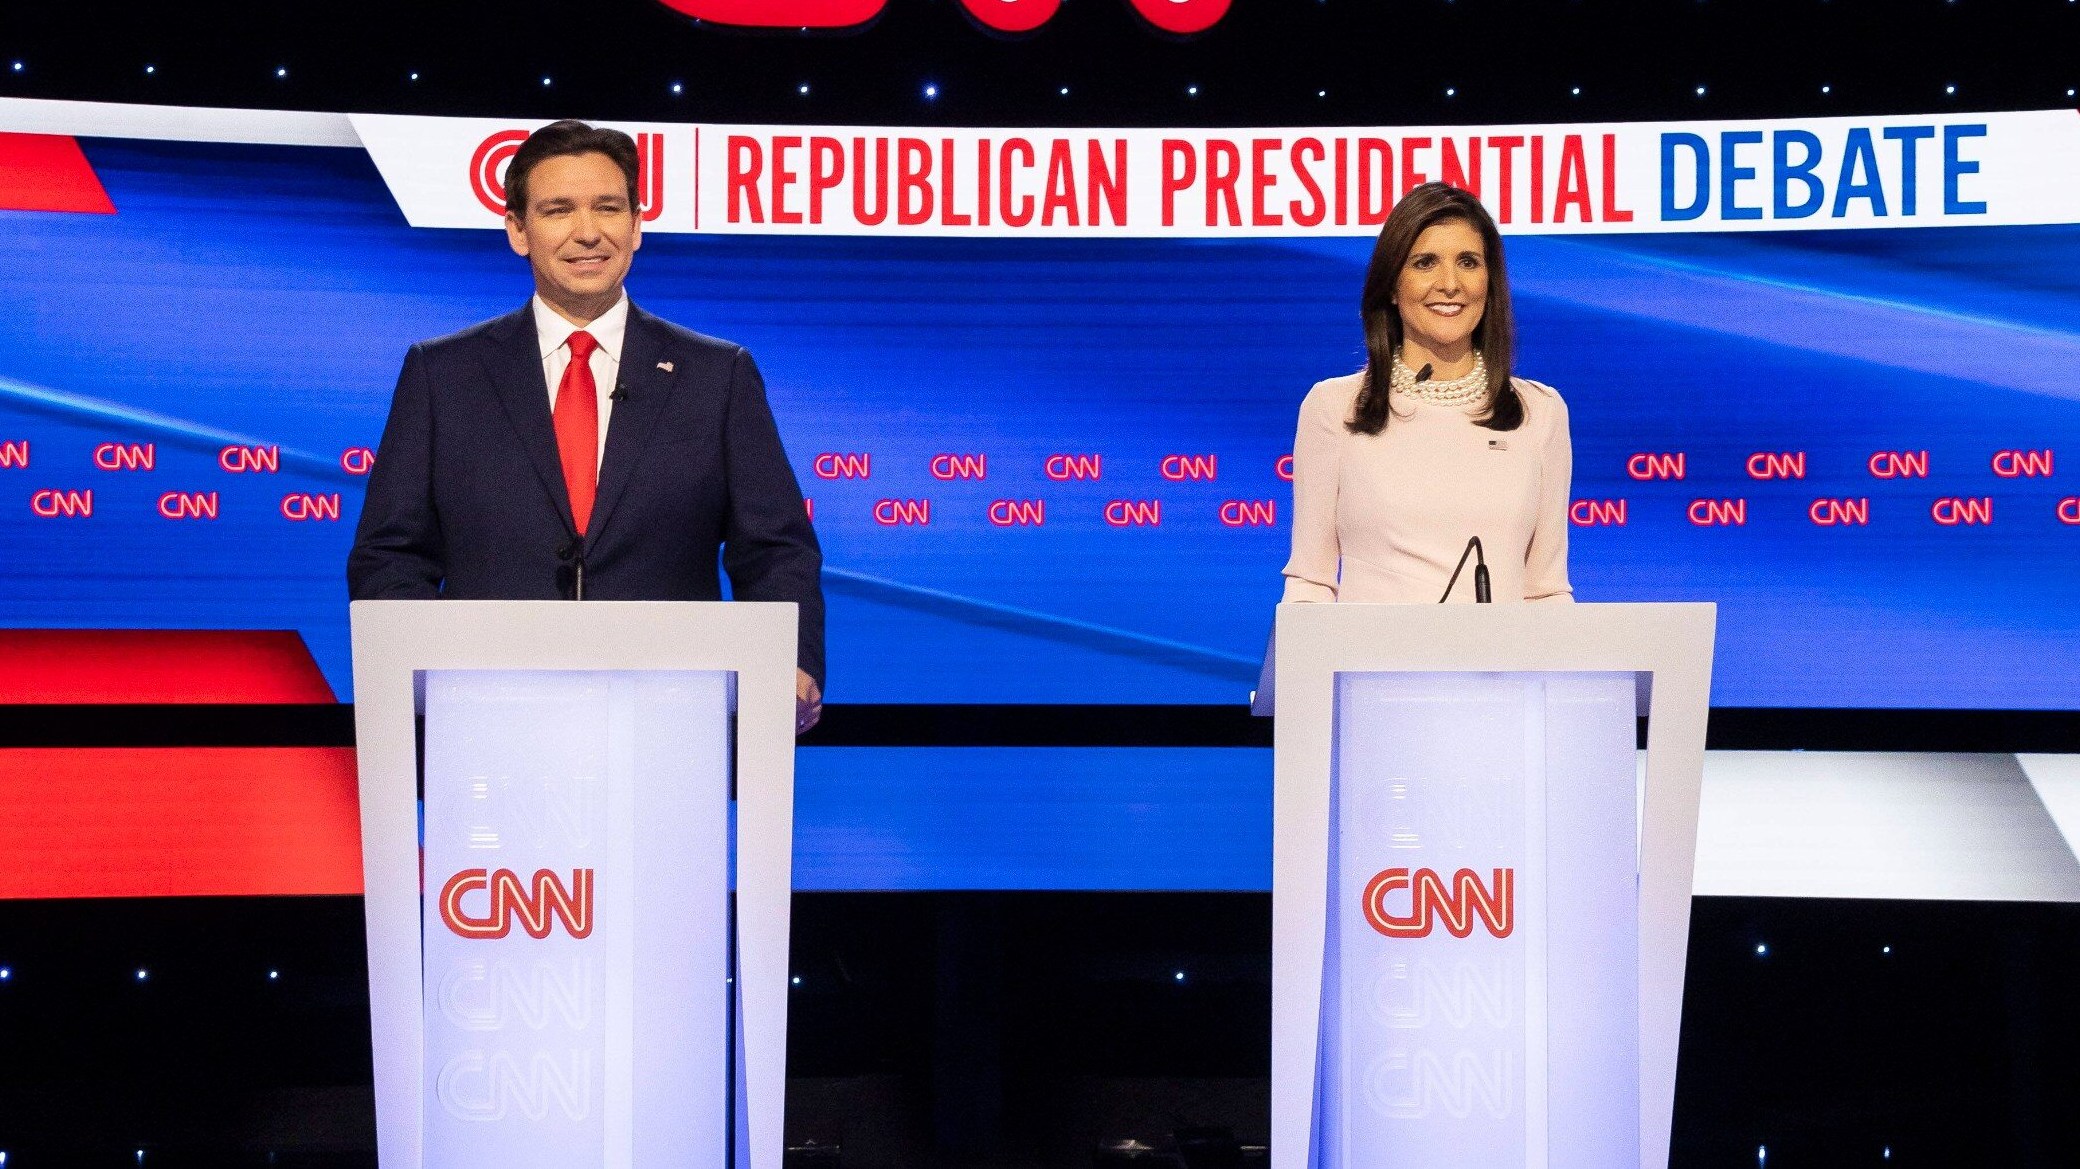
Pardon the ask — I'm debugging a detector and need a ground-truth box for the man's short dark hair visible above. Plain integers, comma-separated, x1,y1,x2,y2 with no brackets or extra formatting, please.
505,120,641,218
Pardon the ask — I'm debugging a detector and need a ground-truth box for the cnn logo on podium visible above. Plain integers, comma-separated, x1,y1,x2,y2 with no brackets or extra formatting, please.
1362,867,1514,940
439,868,595,940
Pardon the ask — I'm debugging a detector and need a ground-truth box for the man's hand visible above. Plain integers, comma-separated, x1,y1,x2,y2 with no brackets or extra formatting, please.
796,668,822,735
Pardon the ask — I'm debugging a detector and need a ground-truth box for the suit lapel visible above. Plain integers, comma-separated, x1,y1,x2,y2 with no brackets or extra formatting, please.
481,305,577,535
588,305,681,541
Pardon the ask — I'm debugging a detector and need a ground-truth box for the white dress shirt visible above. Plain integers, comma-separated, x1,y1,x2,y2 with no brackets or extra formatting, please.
534,293,628,469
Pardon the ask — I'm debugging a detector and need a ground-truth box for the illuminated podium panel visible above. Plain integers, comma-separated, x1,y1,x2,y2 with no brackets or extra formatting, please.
351,600,798,1169
1268,603,1715,1169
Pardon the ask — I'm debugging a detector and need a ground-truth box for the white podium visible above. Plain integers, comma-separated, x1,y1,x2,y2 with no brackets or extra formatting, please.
1268,602,1715,1169
350,600,799,1169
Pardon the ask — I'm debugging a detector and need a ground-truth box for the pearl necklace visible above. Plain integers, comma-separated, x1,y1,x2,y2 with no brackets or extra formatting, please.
1390,352,1488,408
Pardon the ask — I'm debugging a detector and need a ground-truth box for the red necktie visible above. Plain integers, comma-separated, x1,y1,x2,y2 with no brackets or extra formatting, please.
554,330,600,535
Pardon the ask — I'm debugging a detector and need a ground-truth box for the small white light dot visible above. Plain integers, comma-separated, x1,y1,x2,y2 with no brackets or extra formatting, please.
1882,945,1892,954
136,968,149,980
1754,943,1768,956
1883,1148,1891,1160
1821,84,1831,95
1059,86,1069,96
0,967,11,980
541,76,553,87
1945,84,1956,95
1187,85,1199,96
1695,85,1707,96
923,83,938,99
268,970,280,981
1445,87,1456,97
10,62,23,73
798,84,810,95
1571,86,1581,96
145,65,156,75
1173,971,1186,982
1757,1146,1766,1166
409,72,420,82
791,975,802,986
2069,88,2077,98
275,66,287,79
671,82,684,94
1317,89,1327,99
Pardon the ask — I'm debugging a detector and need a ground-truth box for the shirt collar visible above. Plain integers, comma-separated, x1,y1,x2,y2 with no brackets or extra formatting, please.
533,292,630,362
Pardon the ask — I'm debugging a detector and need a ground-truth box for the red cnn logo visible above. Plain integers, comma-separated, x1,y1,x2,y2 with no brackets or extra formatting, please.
929,453,987,480
1159,454,1218,481
1745,451,1806,480
218,444,279,473
652,0,1228,34
440,868,595,940
93,442,155,471
813,452,872,479
1868,450,1929,479
1569,499,1627,527
0,440,28,468
472,130,666,221
340,447,376,475
1362,867,1514,939
1626,452,1685,481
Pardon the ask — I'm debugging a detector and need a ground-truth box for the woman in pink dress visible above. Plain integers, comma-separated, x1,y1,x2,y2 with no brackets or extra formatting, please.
1281,182,1573,605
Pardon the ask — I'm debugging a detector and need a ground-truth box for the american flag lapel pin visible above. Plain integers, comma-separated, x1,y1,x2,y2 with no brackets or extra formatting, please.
657,360,674,373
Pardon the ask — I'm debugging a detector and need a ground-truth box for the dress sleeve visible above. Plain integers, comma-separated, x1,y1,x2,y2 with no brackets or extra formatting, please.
1522,382,1575,602
1280,379,1347,603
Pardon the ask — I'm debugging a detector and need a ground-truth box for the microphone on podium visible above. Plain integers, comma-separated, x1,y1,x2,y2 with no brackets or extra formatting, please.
1440,536,1492,604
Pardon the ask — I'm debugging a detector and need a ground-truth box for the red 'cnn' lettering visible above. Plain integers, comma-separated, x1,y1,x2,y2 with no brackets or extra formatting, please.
1159,454,1218,481
1745,452,1806,480
1044,454,1102,481
341,447,376,475
988,499,1045,526
281,493,342,521
219,444,280,473
813,452,872,480
1687,499,1747,526
30,489,92,517
2057,497,2080,525
0,440,28,469
1869,451,1929,479
1931,497,1993,526
93,442,154,472
1809,498,1869,526
1362,867,1514,939
929,454,988,480
873,498,931,525
1991,449,2054,478
1275,455,1294,482
1104,500,1162,527
1626,452,1685,481
158,491,220,520
440,868,594,940
1569,499,1627,526
1218,500,1276,526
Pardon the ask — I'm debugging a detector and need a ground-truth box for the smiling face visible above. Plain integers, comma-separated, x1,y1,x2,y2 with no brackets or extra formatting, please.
504,151,641,325
1392,218,1489,364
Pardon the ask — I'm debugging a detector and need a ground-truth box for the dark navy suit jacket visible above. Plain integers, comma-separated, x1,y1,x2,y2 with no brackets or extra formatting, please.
347,302,825,687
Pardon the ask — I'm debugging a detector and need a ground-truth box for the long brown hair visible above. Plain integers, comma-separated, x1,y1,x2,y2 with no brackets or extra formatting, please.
1349,181,1521,435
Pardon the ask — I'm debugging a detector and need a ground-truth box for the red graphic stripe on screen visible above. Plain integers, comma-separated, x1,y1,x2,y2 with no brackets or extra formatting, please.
0,630,336,703
0,133,115,214
0,747,363,899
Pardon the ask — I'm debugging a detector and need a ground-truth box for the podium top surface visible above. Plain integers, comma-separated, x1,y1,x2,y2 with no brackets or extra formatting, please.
1255,602,1716,716
349,598,798,674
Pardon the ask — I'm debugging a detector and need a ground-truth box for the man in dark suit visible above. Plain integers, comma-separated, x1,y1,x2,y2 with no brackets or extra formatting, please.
348,120,824,730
